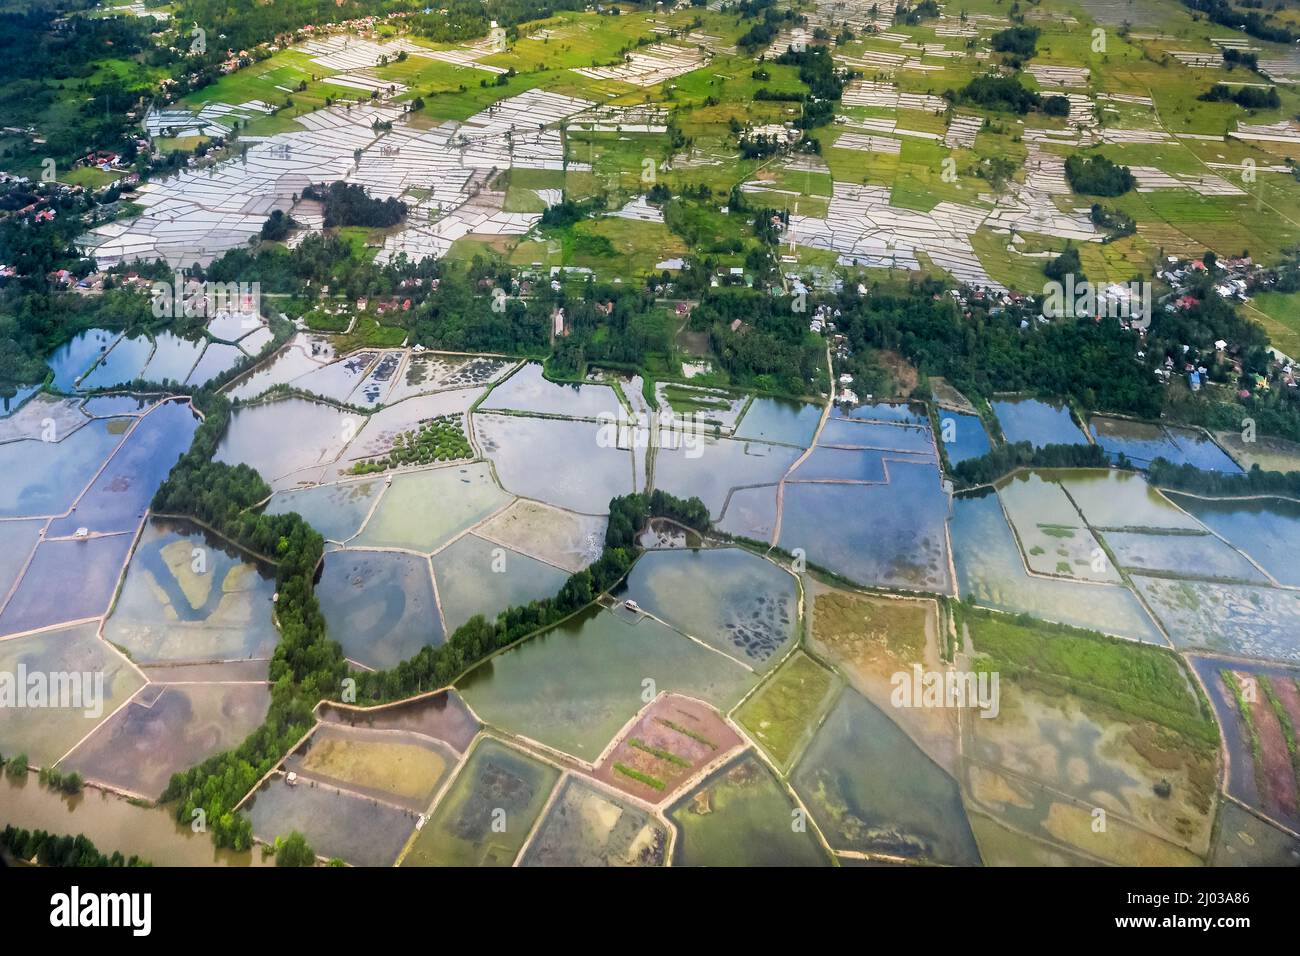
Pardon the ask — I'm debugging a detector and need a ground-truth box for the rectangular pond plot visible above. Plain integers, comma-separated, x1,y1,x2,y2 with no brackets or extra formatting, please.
431,533,568,634
789,445,890,482
593,694,743,804
817,417,936,455
284,724,457,813
47,402,199,537
733,398,823,446
386,353,510,404
778,465,951,593
482,362,622,419
996,472,1120,584
1089,416,1182,467
1100,530,1269,583
402,737,560,867
214,398,362,489
1133,576,1300,663
793,689,981,865
474,414,633,515
185,342,245,387
0,623,145,767
1167,494,1300,587
63,682,271,799
102,518,279,663
833,402,929,425
651,435,801,519
950,492,1164,643
317,550,443,670
354,462,512,553
0,520,44,603
656,383,746,427
806,587,957,773
716,484,778,542
1193,658,1300,831
319,690,480,755
991,397,1087,448
140,660,269,682
936,410,991,465
224,342,329,402
291,351,380,403
79,394,157,418
0,419,129,518
668,752,830,867
736,650,841,772
620,548,798,671
0,534,135,637
47,329,120,391
475,499,606,574
139,332,206,386
79,334,155,391
243,775,419,867
1089,416,1243,474
1165,426,1242,473
348,350,405,408
521,776,668,867
1055,469,1204,531
237,327,274,357
264,478,385,544
206,311,266,343
459,606,757,761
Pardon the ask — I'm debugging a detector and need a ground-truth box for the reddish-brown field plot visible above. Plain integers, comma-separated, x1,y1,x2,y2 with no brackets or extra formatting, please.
593,694,742,804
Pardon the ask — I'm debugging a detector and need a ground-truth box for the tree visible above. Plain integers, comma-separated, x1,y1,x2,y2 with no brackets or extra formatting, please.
275,831,316,867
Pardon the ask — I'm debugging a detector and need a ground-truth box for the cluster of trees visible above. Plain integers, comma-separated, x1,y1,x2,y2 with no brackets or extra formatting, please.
950,439,1108,486
831,279,1163,417
1042,95,1071,118
1090,203,1136,241
1181,0,1296,44
304,181,407,228
896,0,939,25
990,25,1040,62
1044,244,1083,283
538,195,606,229
1222,48,1259,72
1064,154,1135,196
38,766,84,795
953,75,1042,114
691,290,827,396
1199,84,1280,109
0,825,150,868
775,46,852,129
735,0,798,52
1147,458,1300,497
260,209,299,241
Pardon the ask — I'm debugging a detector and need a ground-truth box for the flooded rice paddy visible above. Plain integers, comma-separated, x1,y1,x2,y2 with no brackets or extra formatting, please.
991,397,1087,448
103,518,279,663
